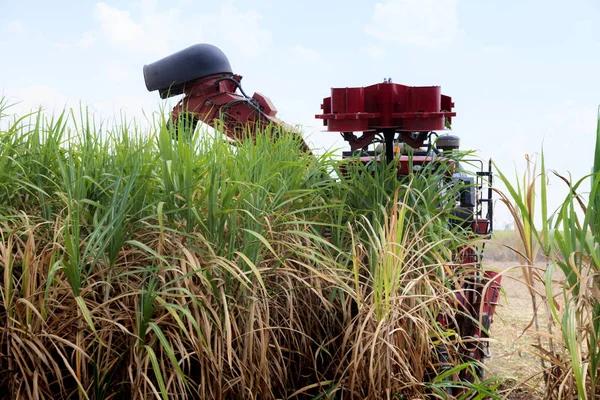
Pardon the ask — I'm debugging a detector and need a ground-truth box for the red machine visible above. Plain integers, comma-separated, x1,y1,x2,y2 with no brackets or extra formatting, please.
144,44,502,380
143,44,309,152
316,81,455,162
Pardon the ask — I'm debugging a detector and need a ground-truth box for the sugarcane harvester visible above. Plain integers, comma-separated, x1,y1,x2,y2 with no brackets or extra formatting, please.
143,44,502,376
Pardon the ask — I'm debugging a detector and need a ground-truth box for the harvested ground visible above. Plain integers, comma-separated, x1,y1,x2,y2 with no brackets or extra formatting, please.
484,261,561,399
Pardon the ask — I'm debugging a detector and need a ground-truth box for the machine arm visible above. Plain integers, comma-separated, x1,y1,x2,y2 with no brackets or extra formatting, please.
143,44,310,152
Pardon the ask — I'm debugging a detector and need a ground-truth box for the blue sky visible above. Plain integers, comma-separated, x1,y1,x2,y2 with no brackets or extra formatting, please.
1,0,599,227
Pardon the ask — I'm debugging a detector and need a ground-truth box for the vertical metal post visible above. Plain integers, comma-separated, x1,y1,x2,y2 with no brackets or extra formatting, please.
487,158,494,234
383,129,395,165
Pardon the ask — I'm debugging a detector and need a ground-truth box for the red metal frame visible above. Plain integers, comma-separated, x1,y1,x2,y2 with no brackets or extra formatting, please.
316,81,456,151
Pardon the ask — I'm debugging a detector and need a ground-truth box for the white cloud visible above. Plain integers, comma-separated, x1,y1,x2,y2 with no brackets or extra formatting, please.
88,94,163,124
217,1,272,56
105,60,131,83
365,0,461,47
291,45,321,61
2,84,167,129
5,20,26,34
93,1,192,55
2,84,72,116
94,2,168,54
544,104,598,174
574,19,593,33
481,45,511,56
360,44,386,62
286,45,336,74
95,2,143,43
56,31,96,50
78,32,96,49
91,1,271,56
55,42,72,50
